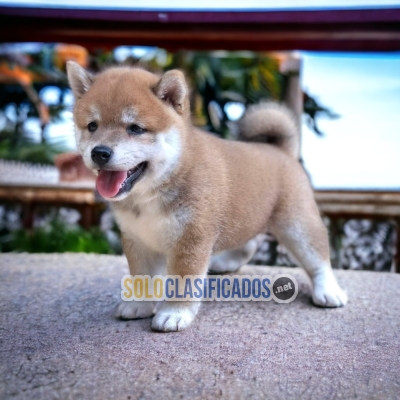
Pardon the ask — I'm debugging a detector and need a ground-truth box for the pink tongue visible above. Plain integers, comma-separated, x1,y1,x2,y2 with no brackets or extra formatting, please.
96,170,128,198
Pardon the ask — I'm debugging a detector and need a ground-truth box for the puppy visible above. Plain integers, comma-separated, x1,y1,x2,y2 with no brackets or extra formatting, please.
67,62,347,332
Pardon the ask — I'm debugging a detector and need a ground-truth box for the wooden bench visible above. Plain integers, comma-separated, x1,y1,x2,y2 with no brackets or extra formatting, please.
315,190,400,273
1,184,399,271
0,183,104,229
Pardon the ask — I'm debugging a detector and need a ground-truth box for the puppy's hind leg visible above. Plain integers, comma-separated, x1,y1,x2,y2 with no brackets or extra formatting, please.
272,208,348,308
209,235,263,273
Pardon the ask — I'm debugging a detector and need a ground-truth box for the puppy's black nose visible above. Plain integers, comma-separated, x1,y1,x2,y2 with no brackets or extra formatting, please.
91,146,112,168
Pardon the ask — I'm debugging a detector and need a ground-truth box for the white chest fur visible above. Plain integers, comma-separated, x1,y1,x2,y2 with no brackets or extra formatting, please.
113,194,189,254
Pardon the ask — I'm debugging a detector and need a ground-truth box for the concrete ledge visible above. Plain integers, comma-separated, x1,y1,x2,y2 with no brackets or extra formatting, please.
0,254,399,399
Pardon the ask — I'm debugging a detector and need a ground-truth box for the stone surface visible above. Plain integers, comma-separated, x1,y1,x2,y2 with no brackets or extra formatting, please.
0,253,399,399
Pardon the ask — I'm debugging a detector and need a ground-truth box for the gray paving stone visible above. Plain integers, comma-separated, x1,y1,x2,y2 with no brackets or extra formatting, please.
0,254,399,399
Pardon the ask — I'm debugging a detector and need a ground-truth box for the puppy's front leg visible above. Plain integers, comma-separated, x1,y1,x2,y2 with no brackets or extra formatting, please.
116,234,165,320
151,239,213,332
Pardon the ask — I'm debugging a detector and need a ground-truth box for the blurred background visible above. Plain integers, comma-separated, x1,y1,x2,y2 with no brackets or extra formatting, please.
0,1,399,272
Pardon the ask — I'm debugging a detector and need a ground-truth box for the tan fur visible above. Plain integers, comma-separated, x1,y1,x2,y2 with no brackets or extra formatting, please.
238,102,300,159
67,62,348,332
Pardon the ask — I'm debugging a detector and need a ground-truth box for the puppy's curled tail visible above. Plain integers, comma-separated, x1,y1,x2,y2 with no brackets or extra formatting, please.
238,103,300,159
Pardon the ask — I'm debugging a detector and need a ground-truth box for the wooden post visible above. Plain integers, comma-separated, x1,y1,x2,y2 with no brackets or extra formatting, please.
79,205,92,230
396,218,400,273
22,202,34,229
280,52,303,158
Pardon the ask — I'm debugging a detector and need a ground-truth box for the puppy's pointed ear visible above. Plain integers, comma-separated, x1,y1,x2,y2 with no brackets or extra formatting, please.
154,70,188,114
66,61,94,99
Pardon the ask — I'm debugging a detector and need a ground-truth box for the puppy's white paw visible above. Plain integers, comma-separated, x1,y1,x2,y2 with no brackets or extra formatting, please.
116,301,155,320
151,302,200,332
312,272,348,308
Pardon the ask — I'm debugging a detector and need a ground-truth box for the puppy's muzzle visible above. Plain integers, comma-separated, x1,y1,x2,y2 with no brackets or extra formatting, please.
91,146,113,168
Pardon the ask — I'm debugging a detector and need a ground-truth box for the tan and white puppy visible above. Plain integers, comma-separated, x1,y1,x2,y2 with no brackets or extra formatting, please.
67,62,347,332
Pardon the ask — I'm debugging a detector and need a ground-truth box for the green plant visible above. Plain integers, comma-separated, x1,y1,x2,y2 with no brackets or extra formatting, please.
303,91,340,136
0,219,115,254
0,134,69,165
187,52,284,137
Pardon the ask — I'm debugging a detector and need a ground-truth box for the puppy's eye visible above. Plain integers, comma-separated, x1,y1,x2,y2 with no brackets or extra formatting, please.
87,122,98,132
127,124,146,135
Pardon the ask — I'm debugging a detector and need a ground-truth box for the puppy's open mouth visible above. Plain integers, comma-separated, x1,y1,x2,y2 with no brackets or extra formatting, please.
96,162,148,199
